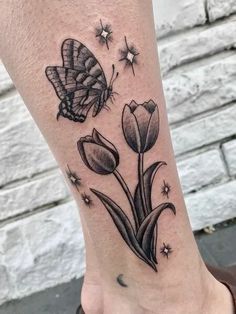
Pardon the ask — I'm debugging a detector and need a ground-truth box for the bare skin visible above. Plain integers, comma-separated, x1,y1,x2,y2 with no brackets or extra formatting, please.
0,1,234,313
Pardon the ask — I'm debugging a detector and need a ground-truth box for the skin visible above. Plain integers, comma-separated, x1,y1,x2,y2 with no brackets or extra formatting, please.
0,1,234,313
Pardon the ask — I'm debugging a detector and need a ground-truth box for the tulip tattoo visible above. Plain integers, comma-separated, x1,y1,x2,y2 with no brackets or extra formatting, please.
77,100,176,271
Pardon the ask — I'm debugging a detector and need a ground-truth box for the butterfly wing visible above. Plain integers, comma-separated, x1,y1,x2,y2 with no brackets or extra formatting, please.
45,66,79,100
59,89,101,123
61,38,108,91
46,39,110,122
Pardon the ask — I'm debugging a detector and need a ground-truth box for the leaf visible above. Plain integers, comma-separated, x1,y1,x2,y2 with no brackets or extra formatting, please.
137,203,176,259
91,188,157,271
134,161,167,226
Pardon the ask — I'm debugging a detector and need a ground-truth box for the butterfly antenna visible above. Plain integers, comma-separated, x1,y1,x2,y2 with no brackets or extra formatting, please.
111,71,119,88
56,112,61,120
109,64,115,86
124,36,129,50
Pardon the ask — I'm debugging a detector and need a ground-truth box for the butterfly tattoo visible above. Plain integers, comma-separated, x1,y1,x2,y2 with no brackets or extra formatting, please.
45,38,119,123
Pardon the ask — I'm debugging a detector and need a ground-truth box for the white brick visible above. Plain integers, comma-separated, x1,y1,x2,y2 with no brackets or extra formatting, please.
222,140,236,176
0,118,56,187
159,16,236,75
153,0,206,38
0,201,85,305
0,62,13,94
0,93,29,129
177,149,226,194
0,172,69,221
207,0,236,22
164,54,236,124
0,266,12,305
186,180,236,230
171,105,236,156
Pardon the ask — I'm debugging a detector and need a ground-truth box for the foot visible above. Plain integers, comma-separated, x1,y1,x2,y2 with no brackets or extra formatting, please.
80,263,235,314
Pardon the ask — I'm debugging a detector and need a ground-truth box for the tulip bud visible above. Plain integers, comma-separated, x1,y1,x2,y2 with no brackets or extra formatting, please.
122,100,159,153
78,129,119,175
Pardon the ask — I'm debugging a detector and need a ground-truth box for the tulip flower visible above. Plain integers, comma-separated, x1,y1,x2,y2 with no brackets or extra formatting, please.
77,128,119,175
122,100,159,153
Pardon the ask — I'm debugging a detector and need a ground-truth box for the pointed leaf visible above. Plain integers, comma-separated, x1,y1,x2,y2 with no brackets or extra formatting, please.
137,203,176,259
134,161,167,225
91,188,157,271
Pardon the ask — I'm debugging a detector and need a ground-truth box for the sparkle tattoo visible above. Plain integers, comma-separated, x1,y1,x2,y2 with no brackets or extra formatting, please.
66,165,81,191
81,193,93,207
95,19,113,50
161,180,171,199
77,100,176,271
119,36,139,76
160,243,173,259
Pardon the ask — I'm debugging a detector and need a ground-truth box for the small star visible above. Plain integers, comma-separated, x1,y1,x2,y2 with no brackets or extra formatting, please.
161,180,171,199
81,193,93,207
66,165,81,191
101,29,109,39
160,243,173,259
119,36,139,76
95,19,113,50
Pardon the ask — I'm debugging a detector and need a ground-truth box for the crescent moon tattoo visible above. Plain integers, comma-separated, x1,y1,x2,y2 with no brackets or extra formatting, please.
116,274,128,288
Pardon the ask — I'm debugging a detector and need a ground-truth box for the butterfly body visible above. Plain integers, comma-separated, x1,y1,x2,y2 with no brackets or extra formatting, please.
46,39,118,123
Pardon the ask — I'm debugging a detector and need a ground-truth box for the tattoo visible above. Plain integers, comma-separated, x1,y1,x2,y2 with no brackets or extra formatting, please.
81,193,93,207
160,243,173,259
45,39,119,123
66,164,81,191
116,274,128,288
77,100,176,271
95,19,113,50
119,36,139,76
161,180,171,199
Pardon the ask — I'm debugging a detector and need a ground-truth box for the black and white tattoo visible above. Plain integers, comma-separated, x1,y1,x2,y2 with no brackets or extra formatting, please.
119,36,139,76
95,19,113,50
160,243,173,259
117,274,128,288
81,193,93,207
66,164,81,191
45,38,118,123
161,180,171,199
77,100,176,271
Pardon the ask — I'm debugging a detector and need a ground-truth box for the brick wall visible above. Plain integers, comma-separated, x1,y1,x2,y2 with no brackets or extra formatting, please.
0,0,236,305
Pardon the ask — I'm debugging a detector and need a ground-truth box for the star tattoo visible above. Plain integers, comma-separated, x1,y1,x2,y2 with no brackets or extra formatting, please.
95,19,113,50
119,36,139,76
81,193,93,207
160,243,173,259
66,165,81,191
161,180,171,199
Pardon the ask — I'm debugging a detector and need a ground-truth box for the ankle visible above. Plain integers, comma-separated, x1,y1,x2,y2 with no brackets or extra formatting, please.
81,272,103,314
203,274,235,314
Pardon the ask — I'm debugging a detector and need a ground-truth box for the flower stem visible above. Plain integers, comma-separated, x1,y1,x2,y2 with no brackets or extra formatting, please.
113,169,139,232
138,153,148,217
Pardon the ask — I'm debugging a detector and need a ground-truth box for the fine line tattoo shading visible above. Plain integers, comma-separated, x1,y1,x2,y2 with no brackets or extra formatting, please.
160,243,173,259
161,180,171,199
95,19,113,50
119,36,139,76
117,274,128,288
81,193,93,207
77,100,176,271
66,164,81,191
45,38,119,123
